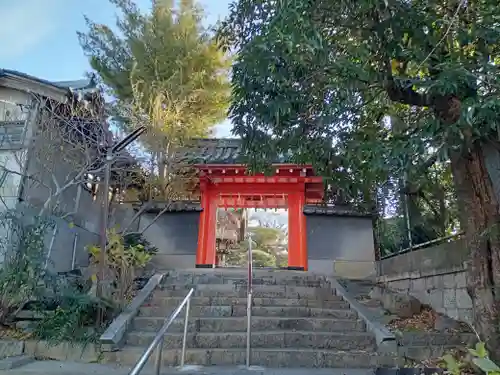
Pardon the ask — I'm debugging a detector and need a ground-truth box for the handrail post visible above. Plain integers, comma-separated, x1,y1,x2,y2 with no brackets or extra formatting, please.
154,336,163,375
180,297,191,368
128,288,194,375
246,230,253,367
246,291,252,367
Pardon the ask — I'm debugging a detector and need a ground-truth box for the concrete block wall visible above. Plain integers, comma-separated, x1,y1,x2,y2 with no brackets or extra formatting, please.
377,239,473,323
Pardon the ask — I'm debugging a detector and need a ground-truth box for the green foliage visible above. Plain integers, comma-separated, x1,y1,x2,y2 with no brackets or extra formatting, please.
0,210,52,326
250,227,284,248
32,284,113,345
0,209,108,345
79,0,231,146
222,0,500,162
219,0,499,219
469,341,500,374
122,232,158,256
88,228,152,308
251,249,277,267
225,225,288,268
442,341,500,375
250,227,287,267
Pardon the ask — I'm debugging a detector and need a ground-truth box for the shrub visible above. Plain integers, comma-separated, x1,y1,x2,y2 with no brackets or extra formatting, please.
442,341,500,374
0,210,51,326
88,227,152,309
33,282,114,345
122,233,158,256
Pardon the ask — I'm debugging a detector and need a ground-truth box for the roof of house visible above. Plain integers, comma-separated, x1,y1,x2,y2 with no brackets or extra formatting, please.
178,138,290,165
0,69,99,102
0,69,97,91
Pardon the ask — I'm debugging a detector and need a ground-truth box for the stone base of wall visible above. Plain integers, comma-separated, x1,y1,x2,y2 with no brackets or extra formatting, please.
308,259,333,275
151,254,196,270
0,340,24,359
334,260,376,279
308,259,376,278
378,267,473,323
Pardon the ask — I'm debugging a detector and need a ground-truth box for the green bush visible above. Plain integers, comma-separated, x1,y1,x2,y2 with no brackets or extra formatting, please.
122,233,158,255
0,210,51,326
33,283,114,345
0,209,113,344
442,341,500,374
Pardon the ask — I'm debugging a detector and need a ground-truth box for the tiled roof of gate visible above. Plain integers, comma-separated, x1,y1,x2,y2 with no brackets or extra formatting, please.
142,201,202,214
178,138,289,165
303,204,372,217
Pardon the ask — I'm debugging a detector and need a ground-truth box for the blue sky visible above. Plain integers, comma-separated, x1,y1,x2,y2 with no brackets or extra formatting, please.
0,0,233,136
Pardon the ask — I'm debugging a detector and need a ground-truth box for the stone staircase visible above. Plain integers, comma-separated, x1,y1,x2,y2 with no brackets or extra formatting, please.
104,270,396,369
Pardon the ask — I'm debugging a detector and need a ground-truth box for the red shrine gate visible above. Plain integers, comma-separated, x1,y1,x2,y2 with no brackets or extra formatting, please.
195,164,324,270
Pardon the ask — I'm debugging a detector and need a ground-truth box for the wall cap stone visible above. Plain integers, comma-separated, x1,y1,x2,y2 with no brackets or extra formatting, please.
378,265,466,283
100,273,164,348
327,277,397,353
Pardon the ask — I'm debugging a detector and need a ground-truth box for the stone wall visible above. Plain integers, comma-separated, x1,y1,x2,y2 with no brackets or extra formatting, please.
377,239,472,323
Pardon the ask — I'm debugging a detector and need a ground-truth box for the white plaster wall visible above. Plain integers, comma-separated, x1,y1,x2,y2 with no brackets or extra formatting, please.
139,212,200,270
306,216,376,279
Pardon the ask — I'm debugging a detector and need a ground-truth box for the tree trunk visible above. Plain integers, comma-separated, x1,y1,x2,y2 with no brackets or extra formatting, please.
450,142,500,360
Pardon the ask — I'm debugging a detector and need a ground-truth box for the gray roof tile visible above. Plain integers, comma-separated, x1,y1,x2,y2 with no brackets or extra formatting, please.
0,69,97,93
303,204,372,217
142,201,202,214
178,138,289,165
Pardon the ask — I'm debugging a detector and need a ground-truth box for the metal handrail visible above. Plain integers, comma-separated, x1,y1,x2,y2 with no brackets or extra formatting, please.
129,287,195,375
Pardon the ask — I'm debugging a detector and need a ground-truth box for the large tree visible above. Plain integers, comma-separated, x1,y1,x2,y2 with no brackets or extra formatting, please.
79,0,231,196
220,0,500,357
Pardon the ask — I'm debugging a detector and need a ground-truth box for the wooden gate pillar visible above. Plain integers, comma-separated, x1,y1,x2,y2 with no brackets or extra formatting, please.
196,183,217,267
288,189,307,270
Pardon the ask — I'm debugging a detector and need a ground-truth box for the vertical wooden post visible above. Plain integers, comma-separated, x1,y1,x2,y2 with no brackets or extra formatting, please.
203,191,217,266
298,189,308,271
288,192,301,270
287,190,307,270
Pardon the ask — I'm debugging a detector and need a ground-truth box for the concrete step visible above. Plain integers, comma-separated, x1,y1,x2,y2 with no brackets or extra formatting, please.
162,271,328,287
155,285,339,299
132,316,366,333
138,305,357,319
398,332,475,346
0,360,388,375
146,296,350,309
398,345,470,362
104,347,396,368
0,361,383,375
125,331,376,350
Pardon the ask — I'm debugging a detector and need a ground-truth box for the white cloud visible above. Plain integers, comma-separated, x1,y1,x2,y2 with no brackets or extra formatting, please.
0,0,62,59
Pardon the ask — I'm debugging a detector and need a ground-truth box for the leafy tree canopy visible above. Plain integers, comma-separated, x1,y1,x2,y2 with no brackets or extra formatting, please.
219,0,500,187
79,0,231,146
220,0,500,357
250,226,285,247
